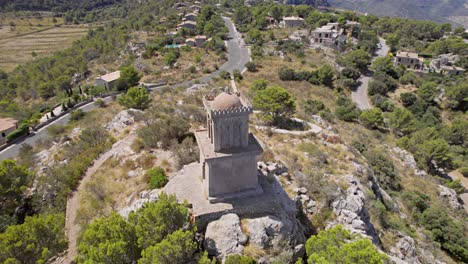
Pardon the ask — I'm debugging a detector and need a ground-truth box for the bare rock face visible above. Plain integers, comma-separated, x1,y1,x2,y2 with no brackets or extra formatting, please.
204,214,248,259
438,185,463,210
330,174,379,244
105,109,144,131
391,147,426,177
245,213,306,250
389,232,421,264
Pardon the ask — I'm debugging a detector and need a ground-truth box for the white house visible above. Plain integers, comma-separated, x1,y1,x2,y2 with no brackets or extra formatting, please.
95,71,121,90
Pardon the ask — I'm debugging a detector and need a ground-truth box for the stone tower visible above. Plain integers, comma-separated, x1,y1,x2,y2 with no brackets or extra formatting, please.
195,92,263,202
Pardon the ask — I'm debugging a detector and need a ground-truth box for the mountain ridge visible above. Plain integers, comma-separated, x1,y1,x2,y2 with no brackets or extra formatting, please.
328,0,468,26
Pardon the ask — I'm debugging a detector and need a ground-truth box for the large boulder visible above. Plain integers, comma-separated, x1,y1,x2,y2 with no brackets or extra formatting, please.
105,109,144,131
391,147,426,176
438,185,463,210
245,213,305,249
204,214,247,259
389,232,420,264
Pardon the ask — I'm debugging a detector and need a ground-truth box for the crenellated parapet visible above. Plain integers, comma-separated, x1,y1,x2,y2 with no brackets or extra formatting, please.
210,106,253,118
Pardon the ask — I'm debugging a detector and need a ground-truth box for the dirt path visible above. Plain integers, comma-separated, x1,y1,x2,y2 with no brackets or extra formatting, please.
53,134,137,263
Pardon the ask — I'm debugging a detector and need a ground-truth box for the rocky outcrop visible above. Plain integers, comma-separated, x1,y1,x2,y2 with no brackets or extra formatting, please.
204,214,247,259
119,189,161,218
245,212,306,250
389,232,421,264
329,174,380,244
438,185,463,210
105,109,144,131
391,147,426,177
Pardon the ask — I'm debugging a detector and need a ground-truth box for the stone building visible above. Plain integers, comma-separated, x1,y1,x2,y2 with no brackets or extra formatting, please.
310,23,341,46
394,51,424,70
0,118,18,145
178,21,197,31
185,38,196,47
195,92,263,202
95,71,121,90
183,13,197,21
281,16,304,28
440,66,465,76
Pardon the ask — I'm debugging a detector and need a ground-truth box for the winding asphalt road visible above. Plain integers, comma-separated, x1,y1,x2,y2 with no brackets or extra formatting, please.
0,17,250,161
351,37,390,110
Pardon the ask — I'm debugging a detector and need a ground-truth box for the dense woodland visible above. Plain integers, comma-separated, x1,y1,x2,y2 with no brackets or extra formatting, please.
0,0,467,263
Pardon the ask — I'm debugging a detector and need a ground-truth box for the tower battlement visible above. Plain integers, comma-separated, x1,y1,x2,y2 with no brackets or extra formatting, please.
210,106,253,117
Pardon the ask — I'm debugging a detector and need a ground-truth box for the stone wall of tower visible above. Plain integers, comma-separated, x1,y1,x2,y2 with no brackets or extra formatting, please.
208,108,251,152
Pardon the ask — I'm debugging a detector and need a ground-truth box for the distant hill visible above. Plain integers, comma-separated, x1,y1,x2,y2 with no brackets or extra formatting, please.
0,0,123,12
328,0,468,26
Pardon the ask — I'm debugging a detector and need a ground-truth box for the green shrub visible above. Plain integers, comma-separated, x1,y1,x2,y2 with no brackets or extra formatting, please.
233,69,242,81
6,123,29,142
402,190,430,215
118,87,151,110
245,61,257,72
188,66,197,73
219,70,231,79
70,109,85,121
366,151,401,191
444,179,465,194
303,99,326,115
305,225,387,264
94,99,106,107
147,167,168,189
458,167,468,177
421,207,468,262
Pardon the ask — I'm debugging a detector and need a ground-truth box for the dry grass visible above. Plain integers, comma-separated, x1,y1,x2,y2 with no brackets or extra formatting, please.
387,84,418,107
140,48,226,85
0,24,90,72
0,13,65,38
243,244,267,260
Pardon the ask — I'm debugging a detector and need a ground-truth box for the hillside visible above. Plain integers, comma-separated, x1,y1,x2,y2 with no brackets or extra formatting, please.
328,0,468,26
0,0,123,12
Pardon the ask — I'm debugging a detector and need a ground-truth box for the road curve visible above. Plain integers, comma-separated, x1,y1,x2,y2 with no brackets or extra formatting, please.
0,17,249,161
351,37,390,110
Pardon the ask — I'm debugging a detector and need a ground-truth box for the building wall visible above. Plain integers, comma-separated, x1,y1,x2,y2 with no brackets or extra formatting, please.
211,115,249,151
0,126,17,145
284,20,303,28
206,154,258,197
395,57,422,69
95,79,109,89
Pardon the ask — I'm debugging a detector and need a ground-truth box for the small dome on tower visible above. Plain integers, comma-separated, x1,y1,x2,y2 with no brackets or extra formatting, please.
212,92,242,110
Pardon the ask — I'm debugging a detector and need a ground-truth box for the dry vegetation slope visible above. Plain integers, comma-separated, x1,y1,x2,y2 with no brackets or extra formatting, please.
0,23,90,72
239,51,464,262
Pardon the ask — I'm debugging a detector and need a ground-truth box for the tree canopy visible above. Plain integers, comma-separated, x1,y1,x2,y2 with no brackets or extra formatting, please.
305,225,387,264
118,87,151,110
252,85,296,125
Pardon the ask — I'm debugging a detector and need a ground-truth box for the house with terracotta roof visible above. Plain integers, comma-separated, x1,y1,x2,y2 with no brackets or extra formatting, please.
95,71,121,90
0,118,18,145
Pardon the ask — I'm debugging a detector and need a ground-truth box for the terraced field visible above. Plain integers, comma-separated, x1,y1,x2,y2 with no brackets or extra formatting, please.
0,25,90,72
